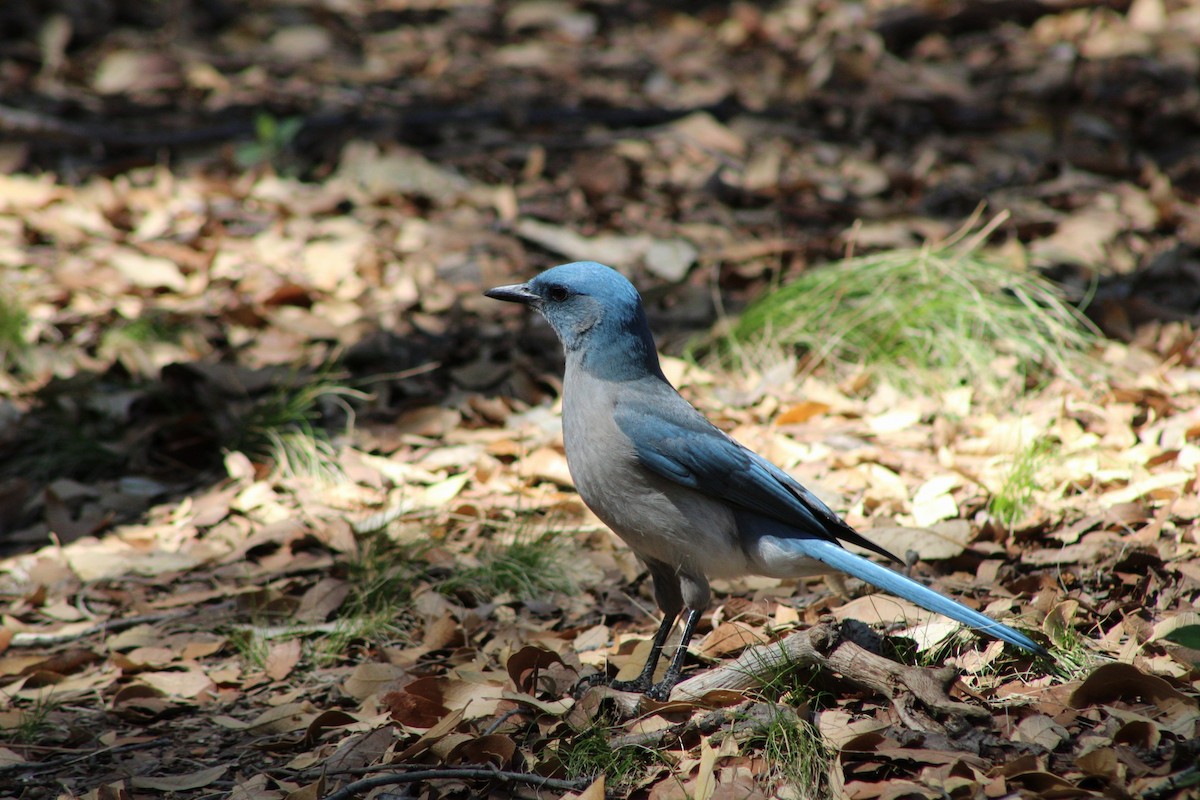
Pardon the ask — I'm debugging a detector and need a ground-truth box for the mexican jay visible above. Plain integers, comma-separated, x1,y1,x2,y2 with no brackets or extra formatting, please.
486,261,1046,700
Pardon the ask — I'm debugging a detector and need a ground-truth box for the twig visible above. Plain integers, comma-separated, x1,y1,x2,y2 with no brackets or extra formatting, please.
11,609,194,648
225,621,342,639
321,766,592,800
0,737,172,776
608,703,749,750
480,708,526,736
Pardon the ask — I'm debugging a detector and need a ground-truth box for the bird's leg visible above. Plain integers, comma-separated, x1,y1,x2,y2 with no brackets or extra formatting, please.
610,609,678,693
644,607,702,702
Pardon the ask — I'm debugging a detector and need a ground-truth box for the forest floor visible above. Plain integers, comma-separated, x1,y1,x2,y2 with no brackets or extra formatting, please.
0,1,1198,798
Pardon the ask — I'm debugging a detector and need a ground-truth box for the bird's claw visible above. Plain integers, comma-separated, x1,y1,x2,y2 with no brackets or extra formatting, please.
644,680,676,702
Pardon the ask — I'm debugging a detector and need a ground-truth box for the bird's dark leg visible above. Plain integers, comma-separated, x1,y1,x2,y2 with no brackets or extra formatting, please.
644,607,701,701
609,561,682,694
610,608,679,693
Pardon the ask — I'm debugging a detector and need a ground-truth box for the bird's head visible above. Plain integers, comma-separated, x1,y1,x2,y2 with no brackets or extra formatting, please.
485,261,663,379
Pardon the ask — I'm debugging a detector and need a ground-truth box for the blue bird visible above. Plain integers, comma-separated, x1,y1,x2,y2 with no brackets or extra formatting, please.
486,261,1047,700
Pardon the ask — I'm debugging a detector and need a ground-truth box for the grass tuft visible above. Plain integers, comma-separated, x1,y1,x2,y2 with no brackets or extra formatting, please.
231,370,364,479
720,217,1100,398
2,696,55,744
440,528,574,603
313,534,423,663
0,295,29,368
989,436,1057,527
745,705,831,800
559,726,659,788
229,627,271,670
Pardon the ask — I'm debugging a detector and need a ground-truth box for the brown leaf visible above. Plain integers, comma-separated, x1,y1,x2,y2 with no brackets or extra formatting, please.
572,776,606,800
445,733,517,767
245,702,318,735
301,709,358,746
265,639,302,681
775,401,830,425
393,708,465,761
110,684,171,721
1077,747,1122,782
1069,663,1197,716
324,727,398,773
343,662,407,700
697,621,768,658
422,613,463,650
1013,714,1069,750
862,521,970,561
506,645,565,695
382,685,449,728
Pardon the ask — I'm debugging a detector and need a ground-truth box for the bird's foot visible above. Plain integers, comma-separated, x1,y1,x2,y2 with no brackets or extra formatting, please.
643,678,678,702
570,672,611,697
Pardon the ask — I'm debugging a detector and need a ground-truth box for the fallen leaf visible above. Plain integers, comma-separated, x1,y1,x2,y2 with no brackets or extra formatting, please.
265,639,302,681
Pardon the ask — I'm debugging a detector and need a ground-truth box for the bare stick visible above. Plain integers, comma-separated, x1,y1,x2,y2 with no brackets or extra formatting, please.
322,766,593,800
670,623,989,723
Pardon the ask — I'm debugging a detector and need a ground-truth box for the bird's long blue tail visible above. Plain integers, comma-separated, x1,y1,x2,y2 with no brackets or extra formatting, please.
773,536,1048,656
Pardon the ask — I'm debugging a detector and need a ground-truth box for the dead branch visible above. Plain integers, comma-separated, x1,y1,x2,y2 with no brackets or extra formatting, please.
321,766,594,800
669,623,989,726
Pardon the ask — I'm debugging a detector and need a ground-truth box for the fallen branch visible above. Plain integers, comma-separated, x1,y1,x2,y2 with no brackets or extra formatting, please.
321,766,593,800
10,609,193,648
9,601,237,648
670,622,989,730
0,737,172,775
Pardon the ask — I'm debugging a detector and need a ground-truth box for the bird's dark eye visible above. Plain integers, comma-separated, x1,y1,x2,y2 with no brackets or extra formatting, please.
547,285,569,302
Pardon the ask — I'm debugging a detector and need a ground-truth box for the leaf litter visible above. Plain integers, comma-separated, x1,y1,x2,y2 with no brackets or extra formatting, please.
1,1,1199,799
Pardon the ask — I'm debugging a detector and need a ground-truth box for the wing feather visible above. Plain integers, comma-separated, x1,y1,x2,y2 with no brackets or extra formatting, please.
614,391,900,563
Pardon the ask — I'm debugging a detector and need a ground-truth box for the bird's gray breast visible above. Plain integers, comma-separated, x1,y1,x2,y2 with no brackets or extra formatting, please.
560,367,748,579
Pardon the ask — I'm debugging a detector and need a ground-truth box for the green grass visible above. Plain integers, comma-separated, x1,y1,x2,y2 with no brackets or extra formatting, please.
558,726,661,789
228,627,272,670
718,221,1100,398
1041,602,1095,682
744,706,831,800
218,534,425,668
751,655,822,705
264,429,344,481
312,534,423,664
0,295,29,368
235,112,304,171
989,436,1057,527
231,370,364,479
439,527,574,603
718,647,834,797
105,315,184,345
1,696,55,744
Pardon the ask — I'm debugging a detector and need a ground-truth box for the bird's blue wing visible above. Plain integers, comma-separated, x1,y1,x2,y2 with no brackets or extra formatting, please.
613,389,900,562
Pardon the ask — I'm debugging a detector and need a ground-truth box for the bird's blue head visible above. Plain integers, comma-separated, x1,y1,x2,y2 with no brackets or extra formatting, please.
485,261,664,381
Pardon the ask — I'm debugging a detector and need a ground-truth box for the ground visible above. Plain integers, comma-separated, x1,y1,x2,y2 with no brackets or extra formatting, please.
0,1,1198,799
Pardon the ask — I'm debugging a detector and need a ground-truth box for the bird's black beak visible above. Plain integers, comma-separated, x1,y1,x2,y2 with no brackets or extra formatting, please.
484,282,539,306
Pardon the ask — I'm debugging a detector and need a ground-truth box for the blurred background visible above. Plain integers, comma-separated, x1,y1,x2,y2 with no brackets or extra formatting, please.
3,0,1199,565
1,4,1199,796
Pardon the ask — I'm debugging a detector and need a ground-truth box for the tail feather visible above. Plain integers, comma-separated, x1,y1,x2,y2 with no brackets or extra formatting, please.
774,536,1048,656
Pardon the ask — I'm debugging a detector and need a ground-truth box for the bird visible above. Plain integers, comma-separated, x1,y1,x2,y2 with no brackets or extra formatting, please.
486,261,1047,700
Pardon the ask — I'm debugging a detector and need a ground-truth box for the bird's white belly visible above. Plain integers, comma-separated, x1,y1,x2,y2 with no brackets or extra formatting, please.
563,390,749,579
